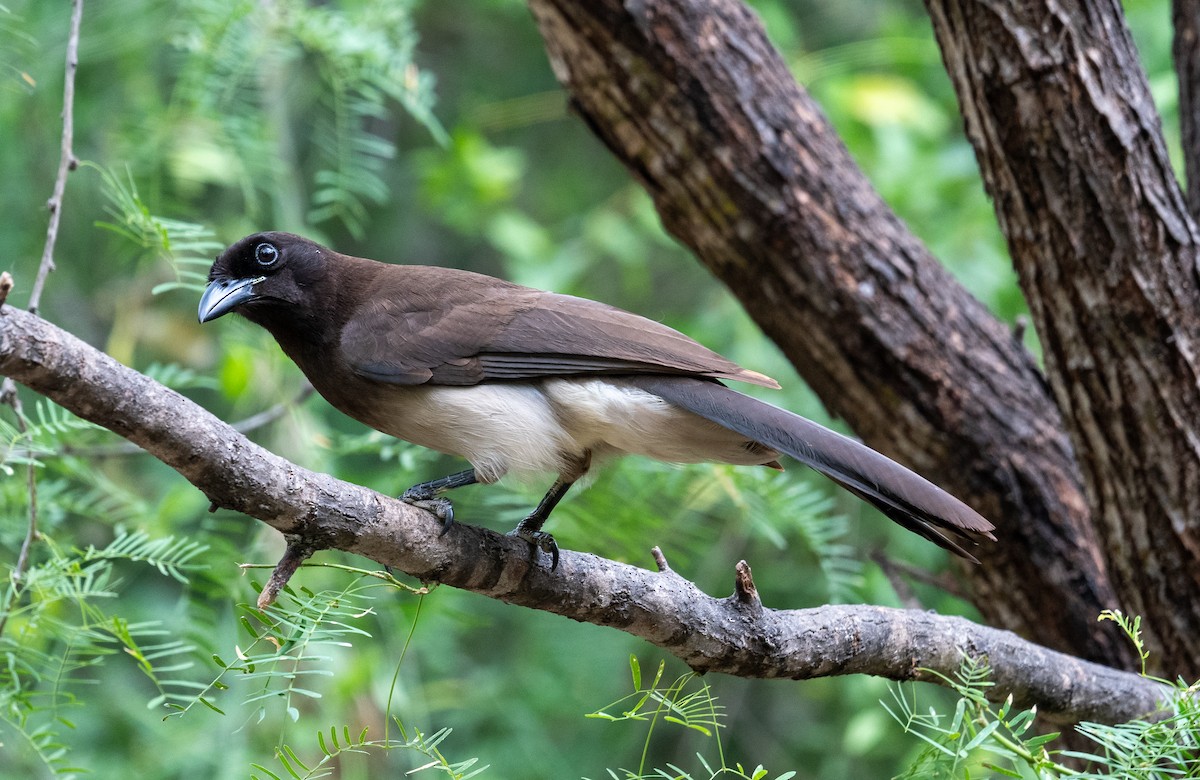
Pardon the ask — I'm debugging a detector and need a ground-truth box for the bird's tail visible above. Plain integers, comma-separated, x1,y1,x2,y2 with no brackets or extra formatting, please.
629,376,996,561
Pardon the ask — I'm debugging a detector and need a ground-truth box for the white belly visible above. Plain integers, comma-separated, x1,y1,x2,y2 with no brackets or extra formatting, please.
366,378,777,483
542,378,777,466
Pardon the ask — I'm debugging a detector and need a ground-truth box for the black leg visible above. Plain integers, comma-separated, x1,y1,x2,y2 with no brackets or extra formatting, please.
401,468,478,533
508,479,575,570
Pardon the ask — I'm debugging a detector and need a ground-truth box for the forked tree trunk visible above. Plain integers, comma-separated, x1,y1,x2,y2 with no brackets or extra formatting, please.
926,0,1200,672
528,0,1200,678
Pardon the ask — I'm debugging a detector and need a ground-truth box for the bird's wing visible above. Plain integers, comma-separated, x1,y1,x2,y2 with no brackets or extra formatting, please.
339,269,779,388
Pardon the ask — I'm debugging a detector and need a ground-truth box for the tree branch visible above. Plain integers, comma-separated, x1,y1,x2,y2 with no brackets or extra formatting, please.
0,302,1170,725
524,0,1131,669
0,0,84,641
53,382,315,459
29,0,83,315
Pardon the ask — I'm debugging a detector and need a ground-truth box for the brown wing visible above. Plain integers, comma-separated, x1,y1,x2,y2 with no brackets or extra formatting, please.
339,265,779,388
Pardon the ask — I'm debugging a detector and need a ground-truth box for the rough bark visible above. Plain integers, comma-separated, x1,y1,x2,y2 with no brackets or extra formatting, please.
0,302,1171,725
1175,0,1200,219
926,0,1200,675
525,0,1134,669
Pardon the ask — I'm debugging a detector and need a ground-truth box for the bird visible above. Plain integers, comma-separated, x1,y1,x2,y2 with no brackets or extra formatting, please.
198,231,995,568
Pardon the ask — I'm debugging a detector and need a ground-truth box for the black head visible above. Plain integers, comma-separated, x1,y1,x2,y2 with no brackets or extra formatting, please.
198,232,330,324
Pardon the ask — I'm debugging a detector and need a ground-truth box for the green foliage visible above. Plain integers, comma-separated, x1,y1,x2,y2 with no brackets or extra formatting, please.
586,656,797,780
886,622,1200,779
0,530,210,776
167,0,444,237
168,576,381,722
884,656,1062,778
0,3,36,95
1098,610,1151,678
0,410,52,474
91,164,224,297
150,570,484,780
250,722,486,780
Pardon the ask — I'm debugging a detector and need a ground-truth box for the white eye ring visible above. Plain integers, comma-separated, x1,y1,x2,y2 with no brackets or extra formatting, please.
255,243,279,267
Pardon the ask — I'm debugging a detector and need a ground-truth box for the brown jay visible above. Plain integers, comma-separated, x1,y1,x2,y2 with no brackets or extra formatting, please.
199,231,994,568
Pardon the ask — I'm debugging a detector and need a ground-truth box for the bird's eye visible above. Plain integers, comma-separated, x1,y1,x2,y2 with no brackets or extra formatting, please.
254,243,279,267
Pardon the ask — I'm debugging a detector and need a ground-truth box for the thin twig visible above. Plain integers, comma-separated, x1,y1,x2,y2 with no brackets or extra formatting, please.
0,0,85,640
238,559,430,594
871,549,923,610
870,548,968,604
28,0,84,315
56,382,315,458
229,382,315,433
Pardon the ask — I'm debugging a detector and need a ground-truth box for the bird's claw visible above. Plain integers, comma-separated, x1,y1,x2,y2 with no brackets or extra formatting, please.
508,527,560,571
401,493,455,535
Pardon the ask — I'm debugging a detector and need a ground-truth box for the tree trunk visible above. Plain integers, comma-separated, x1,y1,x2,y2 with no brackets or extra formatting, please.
925,0,1200,674
524,0,1200,675
1174,0,1200,218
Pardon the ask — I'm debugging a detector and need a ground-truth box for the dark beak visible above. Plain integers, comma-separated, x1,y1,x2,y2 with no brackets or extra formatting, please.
198,276,263,323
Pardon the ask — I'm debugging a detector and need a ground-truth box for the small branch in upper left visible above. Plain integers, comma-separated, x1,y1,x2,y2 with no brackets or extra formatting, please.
0,0,85,640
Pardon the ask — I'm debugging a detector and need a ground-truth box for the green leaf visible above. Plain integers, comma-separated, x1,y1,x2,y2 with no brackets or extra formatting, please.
961,718,1001,752
199,697,225,715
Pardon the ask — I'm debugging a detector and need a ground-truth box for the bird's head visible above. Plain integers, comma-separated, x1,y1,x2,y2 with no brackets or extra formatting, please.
198,232,330,325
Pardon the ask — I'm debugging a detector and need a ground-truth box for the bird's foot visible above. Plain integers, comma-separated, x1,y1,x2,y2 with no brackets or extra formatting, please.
400,469,477,534
400,490,455,535
508,526,560,571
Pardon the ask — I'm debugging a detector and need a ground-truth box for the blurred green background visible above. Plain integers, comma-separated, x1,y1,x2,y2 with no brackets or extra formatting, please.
0,0,1179,777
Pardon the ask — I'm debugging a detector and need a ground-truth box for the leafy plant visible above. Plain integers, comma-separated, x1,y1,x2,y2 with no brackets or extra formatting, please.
90,164,225,297
885,617,1200,778
167,0,444,237
0,530,211,776
586,655,797,780
168,575,384,722
250,721,486,780
160,568,483,778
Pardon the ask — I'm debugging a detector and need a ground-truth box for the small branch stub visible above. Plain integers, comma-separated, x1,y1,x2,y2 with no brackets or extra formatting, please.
256,539,317,609
0,272,13,307
651,545,671,572
733,559,762,609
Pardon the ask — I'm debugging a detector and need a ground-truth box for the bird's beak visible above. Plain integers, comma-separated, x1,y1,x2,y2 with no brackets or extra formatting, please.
198,276,264,323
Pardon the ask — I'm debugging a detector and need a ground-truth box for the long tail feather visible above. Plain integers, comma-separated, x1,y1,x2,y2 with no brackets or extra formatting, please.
629,376,996,561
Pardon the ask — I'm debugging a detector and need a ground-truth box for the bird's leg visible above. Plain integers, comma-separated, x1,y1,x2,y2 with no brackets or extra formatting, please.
401,468,478,534
509,480,573,570
508,451,591,570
